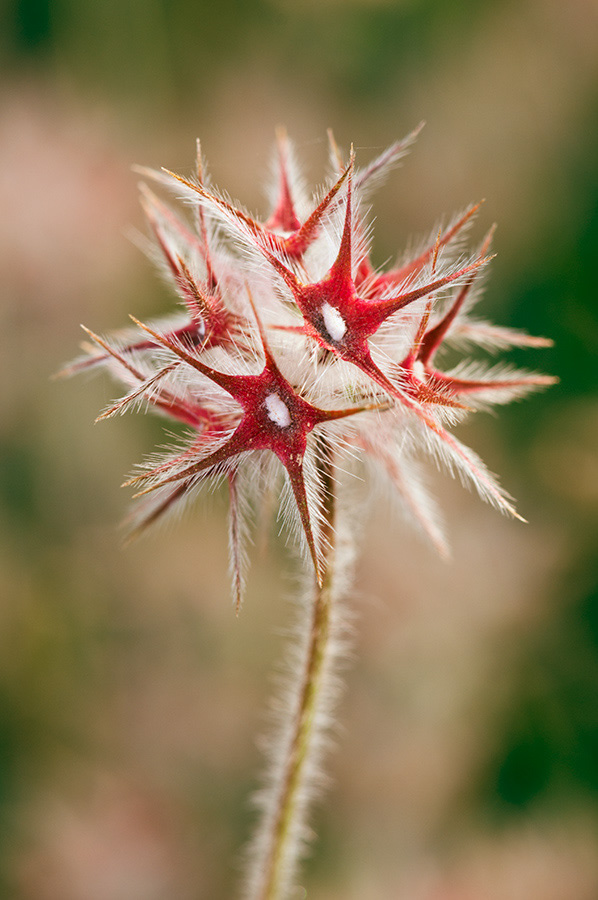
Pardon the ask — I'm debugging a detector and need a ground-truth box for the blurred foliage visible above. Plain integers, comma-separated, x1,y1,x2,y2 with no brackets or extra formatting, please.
482,551,598,815
2,0,516,110
505,115,598,398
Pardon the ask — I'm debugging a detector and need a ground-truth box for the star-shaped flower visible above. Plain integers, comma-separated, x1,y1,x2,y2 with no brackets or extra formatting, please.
65,128,555,606
121,295,381,594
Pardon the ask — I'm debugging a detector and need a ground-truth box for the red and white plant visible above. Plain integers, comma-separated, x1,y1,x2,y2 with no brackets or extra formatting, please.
63,126,554,899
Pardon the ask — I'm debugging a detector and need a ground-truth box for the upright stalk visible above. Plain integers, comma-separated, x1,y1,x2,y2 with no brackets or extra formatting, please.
244,438,347,900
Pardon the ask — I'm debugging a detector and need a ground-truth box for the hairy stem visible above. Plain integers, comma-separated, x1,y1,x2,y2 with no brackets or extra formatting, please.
244,439,347,900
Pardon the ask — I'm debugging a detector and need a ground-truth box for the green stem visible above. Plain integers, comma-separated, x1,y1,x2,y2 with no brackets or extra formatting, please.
246,439,340,900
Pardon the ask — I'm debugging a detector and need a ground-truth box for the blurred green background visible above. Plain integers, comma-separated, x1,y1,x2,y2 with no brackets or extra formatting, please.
1,0,597,897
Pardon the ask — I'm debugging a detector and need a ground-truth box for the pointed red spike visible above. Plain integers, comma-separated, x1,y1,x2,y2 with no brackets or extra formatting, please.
124,482,190,542
128,315,245,397
228,469,246,615
407,404,524,521
425,370,558,396
407,229,440,362
138,182,203,254
341,341,408,401
480,223,497,256
195,138,204,184
418,280,473,366
265,126,301,233
329,148,355,285
284,455,323,587
354,366,523,518
284,159,351,259
149,222,185,285
259,243,304,297
194,140,220,292
431,227,442,274
367,201,484,296
123,443,203,487
139,191,184,281
327,128,344,174
419,227,497,365
139,183,221,311
140,193,215,323
80,326,200,425
372,255,494,326
243,284,278,372
162,168,274,248
410,380,471,410
165,156,351,266
122,415,226,487
175,256,211,322
452,322,554,349
129,430,244,495
53,351,109,379
354,121,425,192
342,341,474,419
79,324,143,378
95,361,183,421
404,297,435,369
316,399,390,423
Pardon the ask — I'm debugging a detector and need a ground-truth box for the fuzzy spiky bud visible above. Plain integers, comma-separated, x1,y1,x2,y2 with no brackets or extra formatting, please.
63,127,555,609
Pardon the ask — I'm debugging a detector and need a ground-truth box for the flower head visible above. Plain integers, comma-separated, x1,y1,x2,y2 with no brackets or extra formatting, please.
64,128,555,608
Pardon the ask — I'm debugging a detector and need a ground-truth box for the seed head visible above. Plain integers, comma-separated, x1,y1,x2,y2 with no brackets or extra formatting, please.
63,127,555,608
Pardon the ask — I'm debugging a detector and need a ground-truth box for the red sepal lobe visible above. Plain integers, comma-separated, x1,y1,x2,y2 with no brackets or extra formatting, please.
127,312,375,584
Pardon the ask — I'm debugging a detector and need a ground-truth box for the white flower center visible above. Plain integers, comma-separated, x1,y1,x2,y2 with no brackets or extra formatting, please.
412,360,426,381
265,393,292,427
321,302,347,342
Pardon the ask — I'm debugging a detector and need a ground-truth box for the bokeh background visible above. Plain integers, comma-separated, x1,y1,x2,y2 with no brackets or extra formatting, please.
1,0,597,897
